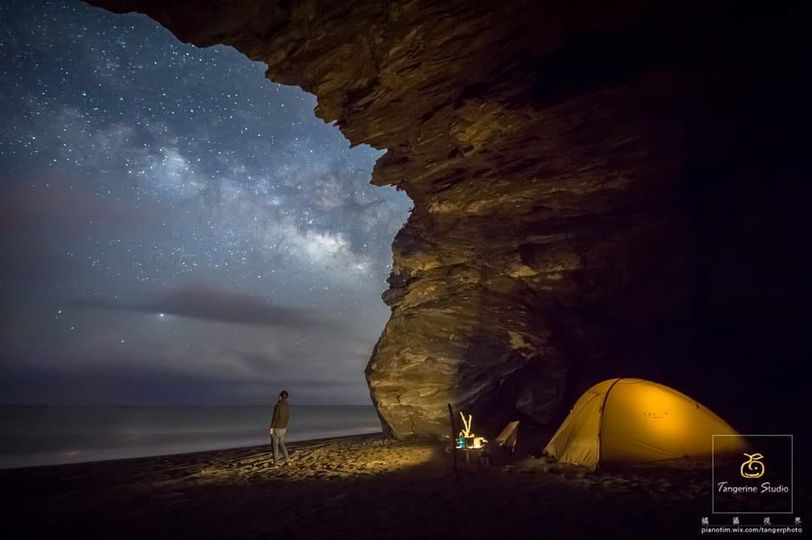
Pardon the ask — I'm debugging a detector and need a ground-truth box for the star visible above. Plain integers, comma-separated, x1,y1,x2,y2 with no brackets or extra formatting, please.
0,0,409,406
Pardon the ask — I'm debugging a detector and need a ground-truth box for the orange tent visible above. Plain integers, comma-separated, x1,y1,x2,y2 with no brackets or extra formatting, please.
544,378,747,470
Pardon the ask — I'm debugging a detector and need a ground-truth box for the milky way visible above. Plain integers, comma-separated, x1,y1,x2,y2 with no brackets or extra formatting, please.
0,0,411,404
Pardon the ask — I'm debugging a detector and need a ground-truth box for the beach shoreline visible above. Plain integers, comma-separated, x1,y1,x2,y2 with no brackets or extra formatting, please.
1,433,805,538
0,404,383,470
0,429,384,472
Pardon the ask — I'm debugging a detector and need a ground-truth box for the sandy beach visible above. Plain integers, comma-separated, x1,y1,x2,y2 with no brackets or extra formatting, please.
4,432,800,539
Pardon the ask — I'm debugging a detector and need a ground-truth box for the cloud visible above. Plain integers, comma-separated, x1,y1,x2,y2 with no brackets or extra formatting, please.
72,282,337,329
0,180,157,235
0,359,368,405
0,346,369,405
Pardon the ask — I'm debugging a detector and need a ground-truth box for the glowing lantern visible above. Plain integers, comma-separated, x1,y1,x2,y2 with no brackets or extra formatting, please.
458,411,488,449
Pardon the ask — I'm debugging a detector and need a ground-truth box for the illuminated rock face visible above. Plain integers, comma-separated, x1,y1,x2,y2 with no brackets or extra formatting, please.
89,1,809,438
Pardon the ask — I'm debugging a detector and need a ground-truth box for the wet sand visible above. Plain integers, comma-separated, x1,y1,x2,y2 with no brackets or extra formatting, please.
0,433,804,538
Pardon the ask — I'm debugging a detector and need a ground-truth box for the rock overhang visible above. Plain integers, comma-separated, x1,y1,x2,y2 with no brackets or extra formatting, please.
86,0,811,438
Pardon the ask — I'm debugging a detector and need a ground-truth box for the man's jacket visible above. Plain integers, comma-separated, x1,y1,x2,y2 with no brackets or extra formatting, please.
270,401,289,429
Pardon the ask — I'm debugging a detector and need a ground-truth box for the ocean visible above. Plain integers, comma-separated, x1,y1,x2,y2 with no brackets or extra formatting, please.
0,405,382,469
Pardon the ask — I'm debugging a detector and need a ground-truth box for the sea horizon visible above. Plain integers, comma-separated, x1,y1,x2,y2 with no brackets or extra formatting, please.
0,404,382,470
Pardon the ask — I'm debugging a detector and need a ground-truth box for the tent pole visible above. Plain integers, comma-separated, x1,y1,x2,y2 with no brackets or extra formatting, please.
595,377,623,472
448,403,458,480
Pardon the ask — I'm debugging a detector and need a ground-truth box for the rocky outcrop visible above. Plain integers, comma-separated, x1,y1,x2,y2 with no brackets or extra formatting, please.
89,1,810,438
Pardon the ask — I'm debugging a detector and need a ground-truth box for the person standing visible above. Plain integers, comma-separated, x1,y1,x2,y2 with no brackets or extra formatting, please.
269,390,290,467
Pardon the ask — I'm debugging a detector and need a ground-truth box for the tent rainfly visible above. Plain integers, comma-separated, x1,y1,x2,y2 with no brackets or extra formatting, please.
544,378,747,471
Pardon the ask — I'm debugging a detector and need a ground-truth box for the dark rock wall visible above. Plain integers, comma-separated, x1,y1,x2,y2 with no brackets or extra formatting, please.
88,0,810,438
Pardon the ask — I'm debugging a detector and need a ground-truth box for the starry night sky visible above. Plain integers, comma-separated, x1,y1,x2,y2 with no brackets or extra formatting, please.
0,0,411,405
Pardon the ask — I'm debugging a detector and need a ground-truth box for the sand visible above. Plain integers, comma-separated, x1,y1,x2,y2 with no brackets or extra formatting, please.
0,433,806,538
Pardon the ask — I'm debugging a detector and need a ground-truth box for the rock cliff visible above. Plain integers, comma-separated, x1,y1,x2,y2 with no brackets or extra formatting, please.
88,0,810,437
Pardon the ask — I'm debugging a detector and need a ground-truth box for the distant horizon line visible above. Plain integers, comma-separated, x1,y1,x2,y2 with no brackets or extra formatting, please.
0,403,375,407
